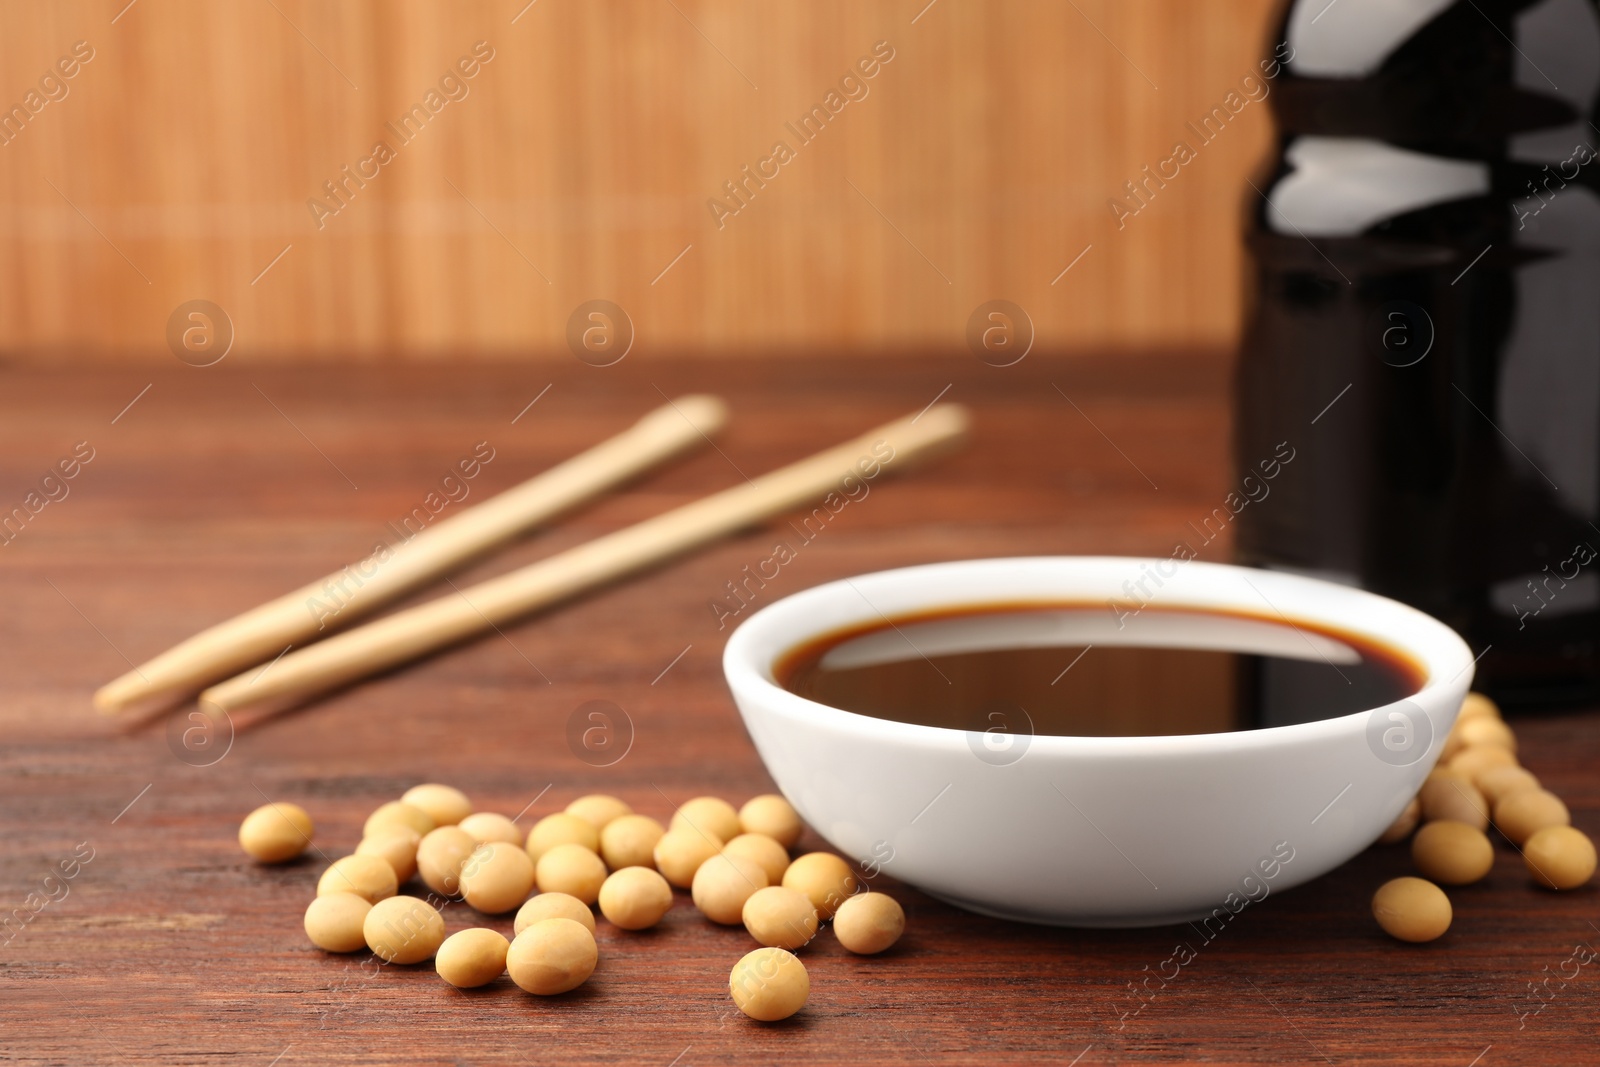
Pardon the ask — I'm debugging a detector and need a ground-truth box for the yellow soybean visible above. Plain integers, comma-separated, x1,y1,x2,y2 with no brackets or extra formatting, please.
1448,744,1517,783
670,796,741,844
738,794,803,849
1457,692,1501,722
599,814,665,871
416,826,478,897
363,800,435,840
1475,765,1540,805
525,813,600,864
515,892,596,936
458,842,536,915
729,947,809,1021
781,852,858,919
363,895,445,964
402,783,472,827
356,828,421,884
741,886,818,950
304,892,371,952
534,842,608,905
1411,820,1494,885
1372,876,1452,943
435,928,510,988
317,855,398,904
458,812,523,846
833,892,905,954
722,833,790,885
1377,797,1422,845
1458,717,1517,752
693,854,768,925
565,794,632,831
654,827,724,888
1524,826,1598,890
239,802,314,863
1494,789,1571,846
598,867,674,930
1418,775,1489,831
506,917,597,995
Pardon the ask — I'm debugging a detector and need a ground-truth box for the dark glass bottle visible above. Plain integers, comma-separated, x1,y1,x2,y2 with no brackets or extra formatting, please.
1237,0,1600,710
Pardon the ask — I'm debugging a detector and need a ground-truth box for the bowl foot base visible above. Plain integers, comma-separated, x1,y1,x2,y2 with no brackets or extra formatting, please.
921,887,1225,929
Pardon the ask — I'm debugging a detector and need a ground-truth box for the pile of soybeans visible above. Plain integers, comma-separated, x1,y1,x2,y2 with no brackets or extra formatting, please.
1371,692,1597,942
238,786,903,1022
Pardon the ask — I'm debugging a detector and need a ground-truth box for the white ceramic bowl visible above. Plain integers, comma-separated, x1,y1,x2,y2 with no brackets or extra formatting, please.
722,557,1474,927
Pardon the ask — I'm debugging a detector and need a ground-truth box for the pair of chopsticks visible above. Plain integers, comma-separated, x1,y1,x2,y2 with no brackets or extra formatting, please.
94,396,969,718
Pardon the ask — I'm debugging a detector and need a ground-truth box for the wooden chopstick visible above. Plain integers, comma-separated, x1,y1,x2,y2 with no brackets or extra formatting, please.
94,395,730,714
198,403,969,716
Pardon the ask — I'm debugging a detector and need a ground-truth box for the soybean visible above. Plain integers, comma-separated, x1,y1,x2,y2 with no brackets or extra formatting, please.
402,783,472,827
1418,774,1489,831
730,947,809,1021
1372,876,1452,943
671,796,741,844
693,854,768,925
598,867,674,930
781,852,858,919
742,886,818,950
1524,826,1598,890
1411,820,1494,886
458,811,523,846
834,892,905,955
535,842,608,905
739,794,803,849
458,842,536,914
1458,692,1502,723
317,855,398,904
722,833,790,885
356,828,421,884
515,892,596,936
363,800,435,840
363,895,445,964
239,802,314,863
1458,717,1517,752
525,813,600,864
416,826,478,897
599,814,665,871
304,892,371,953
654,827,724,888
566,794,632,831
1448,744,1517,782
1494,789,1570,846
506,917,597,995
1377,797,1422,845
1476,765,1540,805
436,928,510,988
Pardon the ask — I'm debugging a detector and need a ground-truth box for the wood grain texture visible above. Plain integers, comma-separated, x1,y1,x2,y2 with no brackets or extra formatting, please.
0,0,1277,361
2,358,1596,1066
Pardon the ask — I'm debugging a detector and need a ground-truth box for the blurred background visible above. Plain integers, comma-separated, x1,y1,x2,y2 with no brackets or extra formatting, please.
0,0,1276,361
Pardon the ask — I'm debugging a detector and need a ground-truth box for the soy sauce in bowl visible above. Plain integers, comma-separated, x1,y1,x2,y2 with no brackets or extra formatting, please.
777,602,1426,737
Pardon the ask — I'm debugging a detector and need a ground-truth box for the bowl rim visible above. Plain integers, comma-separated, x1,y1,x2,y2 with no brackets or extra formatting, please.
721,555,1476,758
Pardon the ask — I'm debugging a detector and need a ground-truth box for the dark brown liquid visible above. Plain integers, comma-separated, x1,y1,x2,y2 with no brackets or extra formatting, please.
777,603,1425,737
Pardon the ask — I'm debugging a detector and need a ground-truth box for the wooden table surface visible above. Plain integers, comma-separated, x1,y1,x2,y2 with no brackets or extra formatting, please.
2,355,1596,1067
